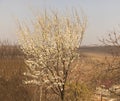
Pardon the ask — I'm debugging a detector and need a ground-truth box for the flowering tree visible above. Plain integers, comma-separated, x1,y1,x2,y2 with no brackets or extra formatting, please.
18,10,87,101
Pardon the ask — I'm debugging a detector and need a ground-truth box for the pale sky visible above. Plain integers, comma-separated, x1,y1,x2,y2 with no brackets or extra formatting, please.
0,0,120,45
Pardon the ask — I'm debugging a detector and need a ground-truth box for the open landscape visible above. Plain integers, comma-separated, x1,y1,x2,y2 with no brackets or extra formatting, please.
0,43,119,101
0,1,120,101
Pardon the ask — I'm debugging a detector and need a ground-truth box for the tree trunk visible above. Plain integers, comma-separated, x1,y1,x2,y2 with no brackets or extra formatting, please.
39,86,42,101
100,94,102,101
61,85,65,101
33,87,38,101
61,90,64,101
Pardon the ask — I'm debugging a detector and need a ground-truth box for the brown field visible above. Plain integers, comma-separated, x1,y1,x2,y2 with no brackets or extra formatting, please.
0,44,119,101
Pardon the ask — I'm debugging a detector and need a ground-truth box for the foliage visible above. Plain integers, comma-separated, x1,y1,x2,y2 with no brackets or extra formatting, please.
65,82,93,101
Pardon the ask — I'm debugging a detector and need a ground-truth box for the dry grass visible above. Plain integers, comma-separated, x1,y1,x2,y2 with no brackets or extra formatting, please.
0,43,33,101
0,43,119,101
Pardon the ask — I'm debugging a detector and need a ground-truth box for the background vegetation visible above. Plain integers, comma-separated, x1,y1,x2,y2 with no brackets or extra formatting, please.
0,10,120,101
0,41,120,101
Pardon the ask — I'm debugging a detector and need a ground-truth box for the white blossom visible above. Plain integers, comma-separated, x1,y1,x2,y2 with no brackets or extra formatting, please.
18,10,87,100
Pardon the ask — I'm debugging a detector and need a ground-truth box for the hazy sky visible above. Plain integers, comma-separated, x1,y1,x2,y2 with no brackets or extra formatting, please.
0,0,120,45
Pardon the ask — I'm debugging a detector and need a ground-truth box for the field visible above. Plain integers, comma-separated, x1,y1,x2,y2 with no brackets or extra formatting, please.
0,44,119,101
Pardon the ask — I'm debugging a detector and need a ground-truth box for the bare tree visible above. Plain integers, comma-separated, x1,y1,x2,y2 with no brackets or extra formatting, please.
17,10,87,101
100,31,120,83
97,31,120,98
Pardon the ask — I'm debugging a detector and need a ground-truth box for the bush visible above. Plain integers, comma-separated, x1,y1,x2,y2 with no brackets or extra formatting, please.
65,82,93,101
